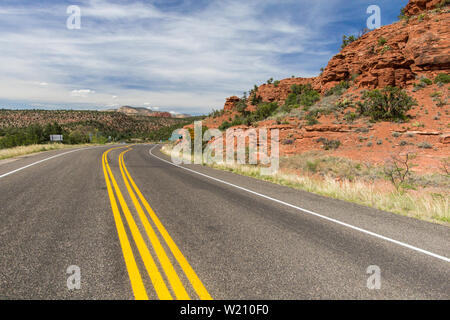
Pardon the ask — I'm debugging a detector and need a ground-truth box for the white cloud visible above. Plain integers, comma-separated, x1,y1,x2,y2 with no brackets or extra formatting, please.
0,0,339,113
71,89,96,97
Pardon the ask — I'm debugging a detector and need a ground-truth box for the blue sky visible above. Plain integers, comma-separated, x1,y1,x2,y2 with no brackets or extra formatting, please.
0,0,408,115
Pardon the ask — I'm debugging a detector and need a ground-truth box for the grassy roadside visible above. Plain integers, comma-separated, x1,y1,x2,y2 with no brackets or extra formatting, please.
0,143,97,161
161,144,449,226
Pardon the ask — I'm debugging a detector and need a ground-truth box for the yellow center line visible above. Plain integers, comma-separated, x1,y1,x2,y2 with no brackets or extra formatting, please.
101,147,148,300
119,149,190,300
121,148,213,300
104,146,172,300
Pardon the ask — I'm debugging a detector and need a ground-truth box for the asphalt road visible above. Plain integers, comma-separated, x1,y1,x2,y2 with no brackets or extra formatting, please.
0,144,448,299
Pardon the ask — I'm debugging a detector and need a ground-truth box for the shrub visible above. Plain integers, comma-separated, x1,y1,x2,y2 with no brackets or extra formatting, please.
421,77,433,85
384,152,416,190
305,111,319,125
255,102,279,120
398,7,408,20
325,81,350,96
341,35,357,49
378,37,387,46
251,94,262,105
284,84,320,110
357,86,417,122
219,121,232,131
418,142,433,149
274,80,280,87
380,45,391,54
235,99,248,113
430,91,442,98
316,138,341,150
299,89,320,107
209,109,224,118
434,73,450,85
344,112,358,123
282,139,294,145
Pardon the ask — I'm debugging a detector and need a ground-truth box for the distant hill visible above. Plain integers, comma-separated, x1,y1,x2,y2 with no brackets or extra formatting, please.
0,109,202,147
107,106,192,118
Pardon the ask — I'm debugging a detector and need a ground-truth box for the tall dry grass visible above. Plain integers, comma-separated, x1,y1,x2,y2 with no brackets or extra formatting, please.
0,144,86,160
161,144,449,225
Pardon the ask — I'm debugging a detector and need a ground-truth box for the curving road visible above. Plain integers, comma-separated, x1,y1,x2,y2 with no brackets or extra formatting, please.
0,144,449,299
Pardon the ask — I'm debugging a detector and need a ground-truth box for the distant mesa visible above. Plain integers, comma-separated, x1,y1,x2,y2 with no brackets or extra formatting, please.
107,106,191,118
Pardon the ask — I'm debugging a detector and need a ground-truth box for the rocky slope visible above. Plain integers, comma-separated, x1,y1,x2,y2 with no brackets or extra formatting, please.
202,0,449,173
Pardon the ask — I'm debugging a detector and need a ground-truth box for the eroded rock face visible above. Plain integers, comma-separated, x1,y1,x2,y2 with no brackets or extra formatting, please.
223,96,240,111
218,5,449,112
318,10,449,90
255,78,314,103
403,0,442,16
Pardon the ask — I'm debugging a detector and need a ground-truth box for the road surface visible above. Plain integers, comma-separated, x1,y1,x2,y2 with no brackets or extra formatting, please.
0,144,448,299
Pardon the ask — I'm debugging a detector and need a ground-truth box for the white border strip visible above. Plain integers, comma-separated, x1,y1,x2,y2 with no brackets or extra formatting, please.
149,145,450,263
0,146,98,179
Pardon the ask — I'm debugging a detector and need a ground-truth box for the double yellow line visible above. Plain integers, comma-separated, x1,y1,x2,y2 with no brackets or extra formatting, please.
102,146,212,300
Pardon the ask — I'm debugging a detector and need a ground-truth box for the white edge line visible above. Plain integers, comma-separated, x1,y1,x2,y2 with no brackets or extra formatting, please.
149,145,450,263
0,146,100,179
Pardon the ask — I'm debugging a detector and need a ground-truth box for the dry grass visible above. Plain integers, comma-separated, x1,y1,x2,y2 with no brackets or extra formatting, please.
0,144,89,160
161,144,449,225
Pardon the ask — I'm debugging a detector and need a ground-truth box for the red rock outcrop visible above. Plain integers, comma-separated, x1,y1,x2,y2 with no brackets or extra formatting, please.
223,96,240,111
403,0,442,16
206,0,449,173
317,8,450,90
255,78,314,103
217,1,449,111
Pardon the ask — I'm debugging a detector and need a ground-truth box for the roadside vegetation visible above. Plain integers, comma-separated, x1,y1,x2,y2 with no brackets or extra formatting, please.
161,144,449,225
0,143,88,161
0,109,202,149
357,86,417,122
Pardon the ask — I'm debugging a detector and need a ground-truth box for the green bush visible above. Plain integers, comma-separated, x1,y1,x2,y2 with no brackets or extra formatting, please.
325,81,350,96
421,77,433,85
251,94,262,105
344,112,358,123
413,77,433,91
219,121,232,131
357,86,417,122
316,138,341,150
235,99,248,113
305,111,319,125
255,102,279,120
0,122,67,149
418,142,433,149
285,84,320,109
341,35,357,49
434,73,450,85
378,37,387,46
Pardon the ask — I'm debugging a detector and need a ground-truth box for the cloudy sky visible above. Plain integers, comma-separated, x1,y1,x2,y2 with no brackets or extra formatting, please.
0,0,408,115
